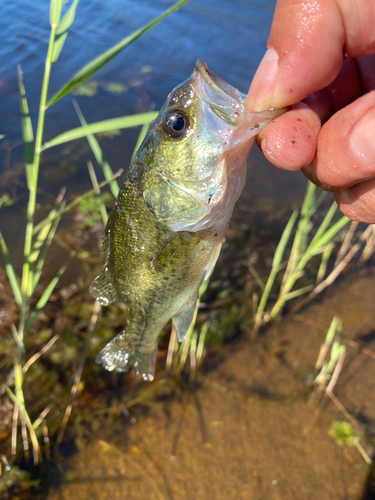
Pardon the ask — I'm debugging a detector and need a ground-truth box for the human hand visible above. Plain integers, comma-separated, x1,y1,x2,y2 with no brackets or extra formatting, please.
246,0,375,223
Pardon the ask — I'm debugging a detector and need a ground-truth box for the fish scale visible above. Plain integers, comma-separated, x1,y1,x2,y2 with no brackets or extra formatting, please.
91,59,286,380
91,169,223,377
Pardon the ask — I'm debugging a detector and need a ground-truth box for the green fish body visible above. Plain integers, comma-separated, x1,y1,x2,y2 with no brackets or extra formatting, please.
91,60,285,380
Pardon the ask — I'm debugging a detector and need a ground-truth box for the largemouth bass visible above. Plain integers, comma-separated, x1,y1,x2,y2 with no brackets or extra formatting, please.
90,60,285,380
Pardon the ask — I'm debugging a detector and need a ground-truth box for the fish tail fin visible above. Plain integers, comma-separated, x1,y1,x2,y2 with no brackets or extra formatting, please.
96,331,157,381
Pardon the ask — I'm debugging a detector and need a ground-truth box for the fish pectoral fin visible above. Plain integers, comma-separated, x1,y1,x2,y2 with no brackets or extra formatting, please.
173,301,198,342
152,231,200,272
89,268,121,306
96,331,157,382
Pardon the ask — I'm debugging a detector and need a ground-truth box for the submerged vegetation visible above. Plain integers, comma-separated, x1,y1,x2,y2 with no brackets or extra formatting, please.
0,0,375,497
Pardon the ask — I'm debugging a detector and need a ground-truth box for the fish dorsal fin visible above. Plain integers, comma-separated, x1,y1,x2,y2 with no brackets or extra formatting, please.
173,301,198,342
89,267,120,306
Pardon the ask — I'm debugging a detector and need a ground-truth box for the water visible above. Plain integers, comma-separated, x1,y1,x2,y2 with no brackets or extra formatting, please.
0,0,306,267
0,1,374,499
0,0,275,163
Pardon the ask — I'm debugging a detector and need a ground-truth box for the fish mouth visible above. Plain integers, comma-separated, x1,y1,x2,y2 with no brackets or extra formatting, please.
192,59,288,128
192,59,245,126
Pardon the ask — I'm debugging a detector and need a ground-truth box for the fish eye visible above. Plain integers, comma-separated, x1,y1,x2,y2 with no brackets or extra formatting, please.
163,109,190,139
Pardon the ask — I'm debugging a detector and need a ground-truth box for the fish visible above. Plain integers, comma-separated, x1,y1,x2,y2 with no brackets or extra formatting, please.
90,59,286,381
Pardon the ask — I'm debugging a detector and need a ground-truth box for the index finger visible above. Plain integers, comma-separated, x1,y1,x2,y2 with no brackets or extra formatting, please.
246,0,375,112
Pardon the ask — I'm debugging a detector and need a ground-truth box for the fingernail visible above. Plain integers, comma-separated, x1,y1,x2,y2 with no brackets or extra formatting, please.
350,107,375,163
245,48,279,112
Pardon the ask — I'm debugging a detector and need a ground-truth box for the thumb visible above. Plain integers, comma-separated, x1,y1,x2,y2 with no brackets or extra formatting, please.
246,0,375,112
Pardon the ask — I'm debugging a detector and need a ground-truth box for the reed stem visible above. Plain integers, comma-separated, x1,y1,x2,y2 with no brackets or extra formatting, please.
21,24,57,327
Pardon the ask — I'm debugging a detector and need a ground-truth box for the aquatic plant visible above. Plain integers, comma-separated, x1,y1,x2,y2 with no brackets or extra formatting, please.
0,0,190,466
329,420,372,465
313,319,373,466
252,181,375,332
329,420,358,447
314,316,346,394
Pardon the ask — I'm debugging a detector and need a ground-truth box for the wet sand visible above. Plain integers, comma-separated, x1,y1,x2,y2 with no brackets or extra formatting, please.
47,270,375,500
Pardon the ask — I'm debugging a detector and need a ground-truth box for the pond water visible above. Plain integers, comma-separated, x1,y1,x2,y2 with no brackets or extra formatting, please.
0,1,374,499
0,0,306,199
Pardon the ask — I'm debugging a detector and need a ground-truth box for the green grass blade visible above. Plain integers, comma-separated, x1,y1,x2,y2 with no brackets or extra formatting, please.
315,189,328,210
178,316,196,371
47,0,190,107
315,316,340,370
247,265,265,291
255,210,298,321
316,241,334,284
282,215,309,284
41,112,158,150
87,161,108,225
278,216,349,315
50,0,64,27
52,0,80,63
6,377,40,464
309,201,338,248
196,321,209,365
36,254,74,311
176,265,214,371
31,202,66,293
32,169,123,235
29,206,60,264
306,215,350,254
0,231,23,306
132,104,155,158
132,122,151,158
56,0,80,33
17,65,34,172
301,181,317,218
11,325,25,357
272,210,298,268
283,284,314,302
297,182,319,254
25,253,74,334
73,101,119,197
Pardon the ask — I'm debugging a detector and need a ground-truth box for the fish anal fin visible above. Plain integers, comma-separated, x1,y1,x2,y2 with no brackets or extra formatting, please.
173,301,198,342
96,331,157,381
89,267,120,306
